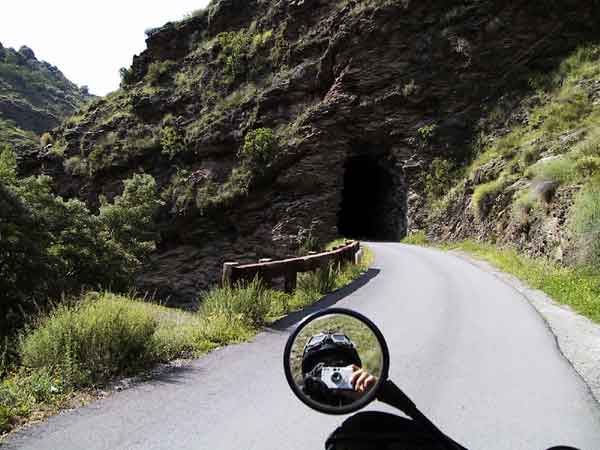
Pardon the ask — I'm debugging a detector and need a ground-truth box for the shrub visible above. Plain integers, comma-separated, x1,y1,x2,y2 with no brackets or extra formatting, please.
252,30,273,48
99,173,162,260
160,125,185,159
20,294,158,384
40,132,54,147
526,157,577,184
196,166,252,212
297,264,339,295
402,232,430,245
0,144,17,182
571,178,600,266
64,155,89,176
575,156,600,178
1,153,162,338
531,85,592,135
201,278,271,329
511,189,536,224
239,128,276,166
145,61,174,85
217,31,251,81
0,368,66,433
216,29,272,82
472,176,515,219
424,158,455,201
119,67,135,86
417,123,438,141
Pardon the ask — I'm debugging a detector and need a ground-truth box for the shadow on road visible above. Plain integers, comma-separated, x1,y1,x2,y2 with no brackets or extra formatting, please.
267,268,381,331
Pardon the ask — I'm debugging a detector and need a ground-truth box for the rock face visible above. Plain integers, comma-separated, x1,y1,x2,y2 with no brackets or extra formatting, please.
33,0,600,307
0,44,94,154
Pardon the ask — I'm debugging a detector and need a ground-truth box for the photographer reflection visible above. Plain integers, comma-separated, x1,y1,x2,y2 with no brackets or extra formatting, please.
301,332,378,407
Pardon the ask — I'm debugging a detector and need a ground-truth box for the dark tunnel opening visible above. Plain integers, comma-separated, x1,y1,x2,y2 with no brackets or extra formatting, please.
337,153,406,241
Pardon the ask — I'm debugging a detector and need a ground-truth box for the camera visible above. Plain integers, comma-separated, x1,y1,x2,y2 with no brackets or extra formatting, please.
321,366,354,390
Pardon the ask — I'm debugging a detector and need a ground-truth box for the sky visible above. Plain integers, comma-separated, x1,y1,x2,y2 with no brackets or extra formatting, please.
1,1,211,96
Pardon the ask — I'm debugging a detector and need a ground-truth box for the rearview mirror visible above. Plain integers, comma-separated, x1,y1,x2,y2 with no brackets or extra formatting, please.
283,308,390,415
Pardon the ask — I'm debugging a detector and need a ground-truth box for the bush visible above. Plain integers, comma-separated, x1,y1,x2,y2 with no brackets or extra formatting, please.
39,132,53,147
239,128,276,167
1,147,162,338
201,278,272,329
511,189,536,224
145,61,174,85
417,123,438,141
20,294,158,385
575,156,600,178
99,173,162,261
216,28,272,82
402,232,430,245
526,157,577,184
0,368,66,433
472,177,513,219
297,264,339,295
571,178,600,266
424,158,455,200
119,67,135,86
531,85,592,135
160,125,185,159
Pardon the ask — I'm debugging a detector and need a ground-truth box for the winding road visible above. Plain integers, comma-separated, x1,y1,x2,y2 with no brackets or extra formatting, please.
6,243,600,450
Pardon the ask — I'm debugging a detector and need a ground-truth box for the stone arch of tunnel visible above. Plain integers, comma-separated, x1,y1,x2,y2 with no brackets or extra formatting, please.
337,151,407,241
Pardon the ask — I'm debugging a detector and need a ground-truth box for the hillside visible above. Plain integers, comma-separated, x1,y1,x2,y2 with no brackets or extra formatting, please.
426,45,600,271
0,43,93,154
29,0,600,306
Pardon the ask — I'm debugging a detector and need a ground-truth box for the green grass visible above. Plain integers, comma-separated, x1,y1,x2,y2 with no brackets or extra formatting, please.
1,244,373,436
403,238,600,325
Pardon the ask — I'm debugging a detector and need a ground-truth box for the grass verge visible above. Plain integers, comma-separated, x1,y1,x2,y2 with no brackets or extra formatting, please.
0,244,373,437
401,235,600,324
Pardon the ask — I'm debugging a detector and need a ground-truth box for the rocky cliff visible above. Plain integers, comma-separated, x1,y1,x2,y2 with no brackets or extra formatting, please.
0,43,93,154
32,0,600,307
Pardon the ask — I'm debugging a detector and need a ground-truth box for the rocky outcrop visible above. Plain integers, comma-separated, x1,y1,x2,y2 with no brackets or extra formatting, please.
31,0,600,306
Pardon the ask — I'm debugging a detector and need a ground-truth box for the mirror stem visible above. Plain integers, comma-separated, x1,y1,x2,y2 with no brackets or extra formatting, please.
377,380,468,450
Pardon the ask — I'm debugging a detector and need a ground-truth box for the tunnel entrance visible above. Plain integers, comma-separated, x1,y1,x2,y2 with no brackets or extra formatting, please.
338,153,406,241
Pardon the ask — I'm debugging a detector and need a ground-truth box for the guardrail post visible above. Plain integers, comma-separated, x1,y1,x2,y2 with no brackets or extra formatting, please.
222,262,240,286
354,248,363,265
284,270,297,294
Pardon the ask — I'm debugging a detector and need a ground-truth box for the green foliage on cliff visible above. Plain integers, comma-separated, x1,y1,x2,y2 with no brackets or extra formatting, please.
472,175,518,219
160,125,185,159
424,158,456,201
145,60,175,86
216,28,273,82
240,127,276,166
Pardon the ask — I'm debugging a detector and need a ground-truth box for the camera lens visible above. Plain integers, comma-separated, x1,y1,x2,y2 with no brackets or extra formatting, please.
331,372,342,384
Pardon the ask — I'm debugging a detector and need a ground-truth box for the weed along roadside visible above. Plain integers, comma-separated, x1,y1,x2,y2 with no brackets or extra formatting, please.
0,241,373,439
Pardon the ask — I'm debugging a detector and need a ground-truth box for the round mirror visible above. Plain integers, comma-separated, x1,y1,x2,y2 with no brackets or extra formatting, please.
283,308,390,415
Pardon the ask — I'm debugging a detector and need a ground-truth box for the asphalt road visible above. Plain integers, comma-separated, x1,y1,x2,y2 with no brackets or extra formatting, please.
6,243,600,450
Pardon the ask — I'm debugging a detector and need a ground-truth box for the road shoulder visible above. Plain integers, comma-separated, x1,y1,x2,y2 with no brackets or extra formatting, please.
451,250,600,404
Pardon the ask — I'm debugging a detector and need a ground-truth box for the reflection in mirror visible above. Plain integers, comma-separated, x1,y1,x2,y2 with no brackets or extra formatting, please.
288,313,384,409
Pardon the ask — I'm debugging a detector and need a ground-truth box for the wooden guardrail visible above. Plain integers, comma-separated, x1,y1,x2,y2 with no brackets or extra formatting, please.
222,241,362,293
